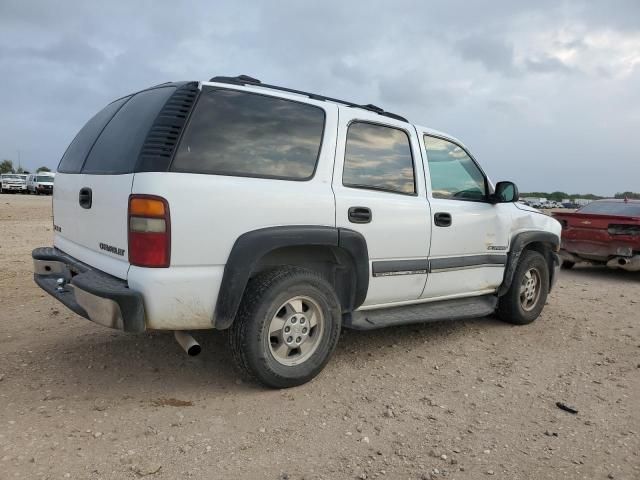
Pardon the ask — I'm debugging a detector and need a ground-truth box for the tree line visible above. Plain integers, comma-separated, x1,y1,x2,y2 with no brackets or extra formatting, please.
521,191,640,201
0,159,50,175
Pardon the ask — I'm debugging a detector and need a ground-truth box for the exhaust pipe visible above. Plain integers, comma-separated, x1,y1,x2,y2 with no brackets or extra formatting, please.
606,255,640,272
560,251,582,264
174,331,201,356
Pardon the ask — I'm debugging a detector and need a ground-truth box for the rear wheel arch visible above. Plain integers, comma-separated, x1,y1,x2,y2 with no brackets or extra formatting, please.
213,226,369,329
498,231,560,297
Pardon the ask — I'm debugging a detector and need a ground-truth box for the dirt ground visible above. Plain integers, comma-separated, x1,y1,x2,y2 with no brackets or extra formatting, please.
1,194,638,480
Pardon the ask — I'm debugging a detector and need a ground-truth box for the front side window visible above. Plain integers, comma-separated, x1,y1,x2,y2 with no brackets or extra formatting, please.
343,122,415,194
424,135,486,201
172,88,325,180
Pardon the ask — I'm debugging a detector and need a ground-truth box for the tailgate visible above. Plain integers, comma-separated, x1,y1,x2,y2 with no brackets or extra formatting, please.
53,173,134,279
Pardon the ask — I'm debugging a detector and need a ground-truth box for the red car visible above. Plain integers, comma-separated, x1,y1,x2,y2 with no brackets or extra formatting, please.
552,199,640,271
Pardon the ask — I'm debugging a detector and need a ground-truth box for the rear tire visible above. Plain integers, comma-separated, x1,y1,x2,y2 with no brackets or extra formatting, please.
497,250,549,325
229,266,341,388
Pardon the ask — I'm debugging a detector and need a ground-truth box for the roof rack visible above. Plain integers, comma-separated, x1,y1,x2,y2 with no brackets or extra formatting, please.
208,75,408,123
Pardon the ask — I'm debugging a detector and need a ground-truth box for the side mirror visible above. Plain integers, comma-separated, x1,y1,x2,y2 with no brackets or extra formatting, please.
492,181,519,203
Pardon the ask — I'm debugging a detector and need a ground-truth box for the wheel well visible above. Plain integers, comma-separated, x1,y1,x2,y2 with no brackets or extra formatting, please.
253,245,359,313
522,241,556,284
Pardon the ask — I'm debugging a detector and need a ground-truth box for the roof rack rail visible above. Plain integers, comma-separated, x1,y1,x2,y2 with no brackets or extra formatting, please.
208,75,408,123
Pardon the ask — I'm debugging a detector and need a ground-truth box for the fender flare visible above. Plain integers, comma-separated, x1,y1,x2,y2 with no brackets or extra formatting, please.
213,226,369,329
498,231,560,297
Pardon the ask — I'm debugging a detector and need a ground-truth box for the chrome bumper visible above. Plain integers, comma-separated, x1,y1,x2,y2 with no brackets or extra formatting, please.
32,247,146,332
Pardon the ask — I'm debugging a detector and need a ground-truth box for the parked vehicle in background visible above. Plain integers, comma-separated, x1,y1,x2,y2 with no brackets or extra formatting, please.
553,198,640,271
27,172,55,195
32,75,562,388
0,174,27,193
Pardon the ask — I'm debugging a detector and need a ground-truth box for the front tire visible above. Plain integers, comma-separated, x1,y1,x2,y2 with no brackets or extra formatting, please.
229,267,341,388
497,250,549,325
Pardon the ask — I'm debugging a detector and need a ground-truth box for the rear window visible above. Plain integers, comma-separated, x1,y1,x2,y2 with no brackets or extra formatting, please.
57,96,130,173
82,87,176,174
171,88,325,180
578,201,640,216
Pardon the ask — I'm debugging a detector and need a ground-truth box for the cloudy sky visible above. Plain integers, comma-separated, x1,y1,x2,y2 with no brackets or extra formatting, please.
1,0,638,195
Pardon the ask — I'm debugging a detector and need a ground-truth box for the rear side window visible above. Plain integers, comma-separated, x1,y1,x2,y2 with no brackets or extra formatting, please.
57,96,129,173
82,87,176,174
171,88,325,180
342,122,416,194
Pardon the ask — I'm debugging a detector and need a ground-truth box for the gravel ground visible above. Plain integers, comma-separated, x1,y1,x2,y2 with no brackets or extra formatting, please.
1,194,638,480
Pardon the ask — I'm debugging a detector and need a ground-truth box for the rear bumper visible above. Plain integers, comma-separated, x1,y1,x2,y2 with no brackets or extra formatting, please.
561,239,639,262
32,247,145,332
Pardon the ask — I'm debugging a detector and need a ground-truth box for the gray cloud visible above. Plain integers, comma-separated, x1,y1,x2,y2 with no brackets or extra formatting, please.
456,35,516,74
0,0,638,195
524,56,575,74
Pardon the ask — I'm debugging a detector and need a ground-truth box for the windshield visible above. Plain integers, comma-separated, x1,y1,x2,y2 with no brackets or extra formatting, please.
578,201,640,217
3,174,21,180
37,175,54,182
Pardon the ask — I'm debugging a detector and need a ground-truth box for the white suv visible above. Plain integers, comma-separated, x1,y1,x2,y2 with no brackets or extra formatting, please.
33,75,561,388
27,172,55,195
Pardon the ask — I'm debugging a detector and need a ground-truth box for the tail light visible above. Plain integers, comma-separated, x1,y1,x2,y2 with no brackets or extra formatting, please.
128,195,171,267
608,224,640,236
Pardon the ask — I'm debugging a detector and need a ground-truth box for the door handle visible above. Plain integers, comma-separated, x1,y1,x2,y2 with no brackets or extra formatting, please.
434,212,452,227
348,206,372,224
78,187,92,209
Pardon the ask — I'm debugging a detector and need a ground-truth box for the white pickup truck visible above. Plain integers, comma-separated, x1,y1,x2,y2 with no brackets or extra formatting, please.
33,75,561,387
1,174,27,193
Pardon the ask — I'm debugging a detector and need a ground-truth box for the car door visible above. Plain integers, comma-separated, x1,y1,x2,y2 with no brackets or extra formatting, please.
333,109,431,307
419,132,511,299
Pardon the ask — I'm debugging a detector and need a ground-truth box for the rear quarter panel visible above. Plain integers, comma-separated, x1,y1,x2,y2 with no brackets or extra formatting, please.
129,101,338,329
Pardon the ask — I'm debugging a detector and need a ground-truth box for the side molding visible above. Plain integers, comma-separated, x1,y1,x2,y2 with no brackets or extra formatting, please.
498,231,560,297
213,226,369,329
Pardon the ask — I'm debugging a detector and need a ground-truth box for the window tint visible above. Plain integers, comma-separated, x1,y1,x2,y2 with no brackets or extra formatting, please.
82,87,176,174
578,201,640,216
172,88,325,180
57,96,129,173
343,122,415,194
424,136,486,201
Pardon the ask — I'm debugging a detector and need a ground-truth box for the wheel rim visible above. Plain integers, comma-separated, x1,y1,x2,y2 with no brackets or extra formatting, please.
267,295,324,366
519,267,542,312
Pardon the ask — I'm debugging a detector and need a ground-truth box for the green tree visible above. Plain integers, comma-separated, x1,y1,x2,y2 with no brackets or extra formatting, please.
37,166,51,172
614,191,640,199
16,166,25,174
0,159,15,174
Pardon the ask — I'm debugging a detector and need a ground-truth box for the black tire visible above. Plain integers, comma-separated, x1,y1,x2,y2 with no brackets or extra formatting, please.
497,250,549,325
561,260,575,269
228,266,341,388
